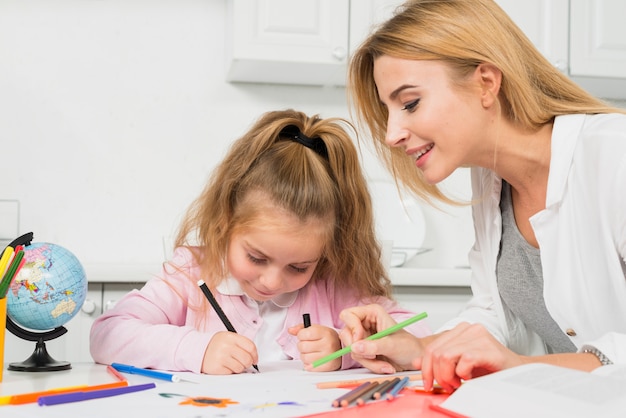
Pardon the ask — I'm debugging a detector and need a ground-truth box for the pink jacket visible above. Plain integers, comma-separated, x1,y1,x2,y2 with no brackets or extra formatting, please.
90,247,431,372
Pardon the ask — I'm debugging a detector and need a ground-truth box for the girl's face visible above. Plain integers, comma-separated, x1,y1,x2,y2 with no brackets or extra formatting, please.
373,55,491,184
226,210,327,302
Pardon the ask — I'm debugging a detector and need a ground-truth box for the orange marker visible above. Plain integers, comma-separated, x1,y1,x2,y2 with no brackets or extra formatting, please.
7,380,128,405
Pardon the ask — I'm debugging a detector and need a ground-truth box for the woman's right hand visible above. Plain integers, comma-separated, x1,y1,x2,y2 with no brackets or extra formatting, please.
201,331,258,374
339,304,424,374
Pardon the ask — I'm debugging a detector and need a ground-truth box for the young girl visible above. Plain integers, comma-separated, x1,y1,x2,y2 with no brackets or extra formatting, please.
90,109,431,374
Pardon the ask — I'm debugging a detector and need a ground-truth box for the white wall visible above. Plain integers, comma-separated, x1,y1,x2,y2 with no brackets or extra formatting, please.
0,0,474,279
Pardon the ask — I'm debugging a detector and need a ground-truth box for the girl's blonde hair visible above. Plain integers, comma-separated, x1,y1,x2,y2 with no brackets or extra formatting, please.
175,109,391,299
348,0,624,205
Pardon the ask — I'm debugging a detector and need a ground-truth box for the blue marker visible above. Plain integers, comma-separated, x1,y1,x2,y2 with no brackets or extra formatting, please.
110,363,181,382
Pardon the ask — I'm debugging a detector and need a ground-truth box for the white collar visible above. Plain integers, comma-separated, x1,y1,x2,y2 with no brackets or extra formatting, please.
216,277,299,308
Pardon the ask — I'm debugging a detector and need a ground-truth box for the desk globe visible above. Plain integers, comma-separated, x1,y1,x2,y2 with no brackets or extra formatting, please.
5,233,87,372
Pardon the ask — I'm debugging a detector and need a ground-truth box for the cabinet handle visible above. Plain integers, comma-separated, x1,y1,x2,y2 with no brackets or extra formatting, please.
104,300,118,312
81,299,97,315
332,47,347,61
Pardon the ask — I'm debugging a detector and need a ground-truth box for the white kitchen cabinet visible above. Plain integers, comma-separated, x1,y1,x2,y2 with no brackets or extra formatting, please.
3,282,142,366
496,0,569,73
226,0,350,86
568,0,626,99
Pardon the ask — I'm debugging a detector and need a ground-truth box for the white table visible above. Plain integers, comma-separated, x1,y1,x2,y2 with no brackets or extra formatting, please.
1,361,417,418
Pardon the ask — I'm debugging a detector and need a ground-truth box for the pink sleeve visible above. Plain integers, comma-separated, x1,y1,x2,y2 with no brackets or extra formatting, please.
89,249,212,373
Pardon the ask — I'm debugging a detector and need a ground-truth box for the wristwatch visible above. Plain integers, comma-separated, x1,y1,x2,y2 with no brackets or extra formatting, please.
582,347,613,366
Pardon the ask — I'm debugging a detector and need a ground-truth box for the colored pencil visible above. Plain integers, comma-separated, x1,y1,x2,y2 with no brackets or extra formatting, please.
331,381,368,408
38,382,156,406
372,377,400,400
339,381,379,407
355,381,381,406
197,279,259,372
312,312,428,368
386,376,410,400
316,373,422,389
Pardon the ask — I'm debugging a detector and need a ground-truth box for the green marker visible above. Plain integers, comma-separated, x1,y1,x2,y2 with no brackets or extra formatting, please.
312,312,428,368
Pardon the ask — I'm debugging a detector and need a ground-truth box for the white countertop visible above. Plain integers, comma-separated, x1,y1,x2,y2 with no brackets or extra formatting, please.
83,262,471,288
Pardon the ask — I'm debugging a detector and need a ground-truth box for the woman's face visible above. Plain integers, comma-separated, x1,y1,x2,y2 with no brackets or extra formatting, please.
373,55,490,184
226,208,327,302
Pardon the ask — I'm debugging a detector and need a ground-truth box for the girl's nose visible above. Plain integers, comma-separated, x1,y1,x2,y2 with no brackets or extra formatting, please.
260,269,282,291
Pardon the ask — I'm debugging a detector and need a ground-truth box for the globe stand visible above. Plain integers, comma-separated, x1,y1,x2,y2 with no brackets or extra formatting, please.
6,315,72,372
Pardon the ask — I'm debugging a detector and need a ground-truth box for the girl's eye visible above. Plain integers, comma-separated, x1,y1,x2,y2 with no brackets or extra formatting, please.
247,254,265,264
290,265,308,274
401,99,420,112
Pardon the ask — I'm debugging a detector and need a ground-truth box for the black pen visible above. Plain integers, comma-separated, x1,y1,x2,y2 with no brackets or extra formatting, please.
303,313,311,328
197,280,259,372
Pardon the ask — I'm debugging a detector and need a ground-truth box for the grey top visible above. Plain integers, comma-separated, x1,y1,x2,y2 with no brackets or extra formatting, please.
496,181,576,354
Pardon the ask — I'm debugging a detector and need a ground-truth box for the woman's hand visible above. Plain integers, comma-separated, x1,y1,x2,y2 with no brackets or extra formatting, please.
201,331,259,374
288,324,342,372
417,322,525,392
339,304,424,374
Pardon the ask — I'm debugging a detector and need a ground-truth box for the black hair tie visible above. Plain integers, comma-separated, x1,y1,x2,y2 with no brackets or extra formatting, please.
280,125,328,159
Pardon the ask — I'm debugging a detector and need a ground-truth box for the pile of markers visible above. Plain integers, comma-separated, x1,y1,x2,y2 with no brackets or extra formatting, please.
331,376,410,408
0,244,26,299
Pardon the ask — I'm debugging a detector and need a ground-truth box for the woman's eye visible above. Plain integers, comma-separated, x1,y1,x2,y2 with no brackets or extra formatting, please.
401,99,420,112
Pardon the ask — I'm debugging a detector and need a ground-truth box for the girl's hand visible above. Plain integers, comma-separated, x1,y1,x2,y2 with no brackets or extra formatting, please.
417,322,525,392
288,324,342,372
201,331,259,374
339,304,424,374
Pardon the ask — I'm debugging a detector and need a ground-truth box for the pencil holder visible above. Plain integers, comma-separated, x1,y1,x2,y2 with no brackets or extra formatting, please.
0,297,6,382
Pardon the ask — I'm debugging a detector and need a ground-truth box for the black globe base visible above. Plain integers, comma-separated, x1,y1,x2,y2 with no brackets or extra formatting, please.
8,338,72,372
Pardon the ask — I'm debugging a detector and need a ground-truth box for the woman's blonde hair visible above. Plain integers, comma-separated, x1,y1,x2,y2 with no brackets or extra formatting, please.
175,109,391,299
348,0,624,205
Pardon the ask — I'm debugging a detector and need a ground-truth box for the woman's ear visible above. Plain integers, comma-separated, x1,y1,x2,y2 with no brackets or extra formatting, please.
475,63,502,108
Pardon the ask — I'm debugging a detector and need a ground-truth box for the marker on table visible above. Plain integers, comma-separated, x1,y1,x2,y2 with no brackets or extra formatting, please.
111,363,182,382
106,364,127,381
312,312,428,368
4,381,128,405
38,383,156,406
197,279,259,372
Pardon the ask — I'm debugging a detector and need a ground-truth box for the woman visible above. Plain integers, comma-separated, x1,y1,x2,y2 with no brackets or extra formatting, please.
339,0,626,393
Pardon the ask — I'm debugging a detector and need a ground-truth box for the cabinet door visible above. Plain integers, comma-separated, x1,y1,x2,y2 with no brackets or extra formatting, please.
226,0,349,86
497,0,569,73
349,0,403,52
570,0,626,78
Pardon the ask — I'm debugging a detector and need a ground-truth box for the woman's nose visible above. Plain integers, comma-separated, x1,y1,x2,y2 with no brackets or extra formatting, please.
385,113,408,147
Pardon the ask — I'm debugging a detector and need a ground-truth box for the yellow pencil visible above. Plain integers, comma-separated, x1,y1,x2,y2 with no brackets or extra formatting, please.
0,246,14,278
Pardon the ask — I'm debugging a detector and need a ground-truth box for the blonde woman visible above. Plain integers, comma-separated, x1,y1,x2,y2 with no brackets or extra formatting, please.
339,0,626,393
